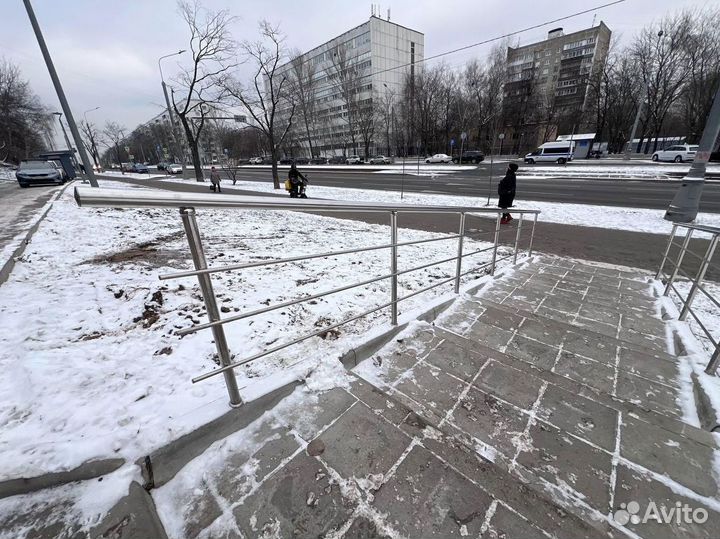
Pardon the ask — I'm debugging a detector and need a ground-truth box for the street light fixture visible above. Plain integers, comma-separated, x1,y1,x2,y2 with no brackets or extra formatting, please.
52,111,73,151
158,50,186,170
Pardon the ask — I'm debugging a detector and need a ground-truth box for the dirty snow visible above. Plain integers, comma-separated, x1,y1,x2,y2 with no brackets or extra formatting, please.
0,181,513,480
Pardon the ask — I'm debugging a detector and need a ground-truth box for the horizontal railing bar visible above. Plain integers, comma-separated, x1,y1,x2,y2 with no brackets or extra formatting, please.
684,305,718,346
676,267,695,281
696,283,720,310
461,245,495,258
177,272,394,336
192,300,394,383
160,234,463,280
681,249,706,263
396,255,459,277
75,187,541,215
673,223,720,235
396,276,457,303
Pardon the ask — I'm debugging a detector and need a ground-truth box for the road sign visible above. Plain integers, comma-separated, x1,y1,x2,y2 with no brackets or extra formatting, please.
498,133,505,140
450,138,455,146
129,154,134,160
461,131,467,141
124,146,130,152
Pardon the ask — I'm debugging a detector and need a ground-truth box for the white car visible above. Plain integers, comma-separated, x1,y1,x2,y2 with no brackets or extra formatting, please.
425,153,452,164
346,155,363,165
248,157,264,164
368,155,391,164
166,163,183,174
652,144,698,163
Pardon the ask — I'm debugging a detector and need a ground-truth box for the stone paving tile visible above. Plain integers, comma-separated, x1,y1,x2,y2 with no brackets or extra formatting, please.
617,348,680,388
553,351,616,394
233,452,354,538
572,316,619,339
318,401,411,482
562,329,618,365
500,295,539,312
341,516,393,538
473,358,544,410
424,337,490,381
613,463,720,539
372,445,493,537
540,294,584,315
461,319,515,350
393,361,466,417
347,376,413,427
517,422,613,513
475,303,526,332
504,334,559,370
448,386,528,457
578,304,622,327
280,387,358,441
615,371,682,419
518,318,566,347
537,384,619,452
618,327,669,353
620,415,718,498
481,502,553,539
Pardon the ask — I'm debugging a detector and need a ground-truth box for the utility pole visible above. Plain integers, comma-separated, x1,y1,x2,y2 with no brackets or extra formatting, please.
23,0,98,187
665,83,720,223
159,50,187,172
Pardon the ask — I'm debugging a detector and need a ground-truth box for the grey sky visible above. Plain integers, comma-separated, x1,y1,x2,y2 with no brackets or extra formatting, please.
2,0,714,145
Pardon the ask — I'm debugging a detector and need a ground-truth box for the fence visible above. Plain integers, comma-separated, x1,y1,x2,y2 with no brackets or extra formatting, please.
657,223,720,374
74,187,541,407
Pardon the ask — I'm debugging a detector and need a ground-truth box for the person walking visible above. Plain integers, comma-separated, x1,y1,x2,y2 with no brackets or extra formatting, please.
498,162,518,224
209,166,222,193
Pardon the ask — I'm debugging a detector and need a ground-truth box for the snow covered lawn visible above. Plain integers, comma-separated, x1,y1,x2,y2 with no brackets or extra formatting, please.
0,181,509,480
152,177,720,236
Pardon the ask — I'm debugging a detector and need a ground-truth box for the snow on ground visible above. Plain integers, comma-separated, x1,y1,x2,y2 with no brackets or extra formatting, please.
153,177,720,236
0,168,15,182
234,163,474,173
520,163,720,180
0,180,511,480
101,170,168,180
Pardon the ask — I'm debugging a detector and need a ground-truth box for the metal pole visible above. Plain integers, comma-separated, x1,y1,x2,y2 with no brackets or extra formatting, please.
656,224,678,279
454,213,466,294
179,208,242,407
665,81,720,223
624,99,644,160
159,50,187,174
23,0,98,187
513,214,524,264
706,347,720,375
490,213,502,275
528,213,538,257
390,211,398,325
54,113,72,151
679,236,718,321
664,228,693,296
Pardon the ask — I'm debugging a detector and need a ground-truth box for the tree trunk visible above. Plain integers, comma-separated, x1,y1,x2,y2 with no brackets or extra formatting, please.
270,147,280,189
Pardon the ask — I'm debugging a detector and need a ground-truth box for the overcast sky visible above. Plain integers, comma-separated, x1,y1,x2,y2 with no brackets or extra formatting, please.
2,0,715,146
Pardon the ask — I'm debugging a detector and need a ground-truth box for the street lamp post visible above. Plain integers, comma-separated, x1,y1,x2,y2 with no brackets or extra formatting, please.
159,50,186,172
23,0,98,187
83,106,101,168
52,112,72,151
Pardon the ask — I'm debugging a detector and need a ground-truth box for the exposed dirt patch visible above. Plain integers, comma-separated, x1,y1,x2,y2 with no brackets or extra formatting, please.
82,231,186,267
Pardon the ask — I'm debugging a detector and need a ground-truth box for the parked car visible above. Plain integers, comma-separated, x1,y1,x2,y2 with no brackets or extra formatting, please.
166,163,183,174
452,150,485,164
328,155,346,164
249,157,265,164
368,155,391,165
425,153,452,164
346,155,363,165
524,141,576,164
120,162,133,172
16,159,65,187
131,163,149,173
310,157,328,165
157,162,169,171
651,144,699,163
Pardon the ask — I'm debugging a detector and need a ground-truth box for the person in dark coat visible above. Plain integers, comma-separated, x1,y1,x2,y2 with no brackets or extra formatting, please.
288,162,308,198
498,162,518,224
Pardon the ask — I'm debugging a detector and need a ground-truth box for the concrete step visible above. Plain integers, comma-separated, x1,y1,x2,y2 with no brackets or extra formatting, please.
354,322,720,539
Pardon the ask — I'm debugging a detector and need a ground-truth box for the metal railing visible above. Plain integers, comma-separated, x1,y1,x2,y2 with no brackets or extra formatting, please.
75,187,541,406
657,223,720,374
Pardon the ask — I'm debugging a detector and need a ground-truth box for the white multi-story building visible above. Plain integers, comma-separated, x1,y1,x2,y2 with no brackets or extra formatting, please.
274,15,424,157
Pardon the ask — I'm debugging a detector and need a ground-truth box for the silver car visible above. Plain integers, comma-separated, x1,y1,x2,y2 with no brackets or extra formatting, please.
16,160,65,188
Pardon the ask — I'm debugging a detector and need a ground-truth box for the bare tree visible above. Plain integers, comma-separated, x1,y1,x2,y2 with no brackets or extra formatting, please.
80,120,102,168
171,0,236,181
220,21,295,189
103,121,127,168
288,49,318,158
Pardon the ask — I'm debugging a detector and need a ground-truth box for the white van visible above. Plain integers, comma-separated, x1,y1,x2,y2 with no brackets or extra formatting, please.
524,141,576,164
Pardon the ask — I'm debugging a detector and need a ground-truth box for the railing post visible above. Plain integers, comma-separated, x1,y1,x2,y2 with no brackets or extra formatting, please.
679,235,718,321
390,211,398,325
706,347,720,375
454,212,466,294
513,214,524,265
528,213,538,257
656,224,678,279
490,213,502,275
179,207,242,408
664,228,694,296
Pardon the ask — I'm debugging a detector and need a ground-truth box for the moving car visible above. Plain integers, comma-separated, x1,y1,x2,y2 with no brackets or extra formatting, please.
425,153,452,164
328,155,346,164
16,159,65,187
249,157,265,164
166,163,183,174
524,141,576,164
346,155,363,165
453,150,485,164
651,144,698,163
131,163,149,173
368,155,391,164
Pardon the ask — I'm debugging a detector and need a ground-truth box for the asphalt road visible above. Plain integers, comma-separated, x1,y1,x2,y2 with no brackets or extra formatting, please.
105,175,719,281
183,165,720,213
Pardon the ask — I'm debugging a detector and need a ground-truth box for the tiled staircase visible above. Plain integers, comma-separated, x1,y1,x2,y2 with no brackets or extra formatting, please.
355,255,720,538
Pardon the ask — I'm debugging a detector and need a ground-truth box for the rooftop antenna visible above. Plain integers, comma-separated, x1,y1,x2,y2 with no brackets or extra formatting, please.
591,13,597,26
387,8,390,21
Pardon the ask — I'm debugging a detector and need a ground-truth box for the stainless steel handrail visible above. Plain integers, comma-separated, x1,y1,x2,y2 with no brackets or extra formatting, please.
75,186,542,406
657,222,720,375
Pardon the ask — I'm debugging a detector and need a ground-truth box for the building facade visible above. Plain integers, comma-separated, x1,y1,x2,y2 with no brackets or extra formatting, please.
503,22,611,153
274,15,424,158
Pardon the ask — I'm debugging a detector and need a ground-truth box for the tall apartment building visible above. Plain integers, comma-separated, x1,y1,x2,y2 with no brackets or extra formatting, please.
502,22,611,153
274,15,424,157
